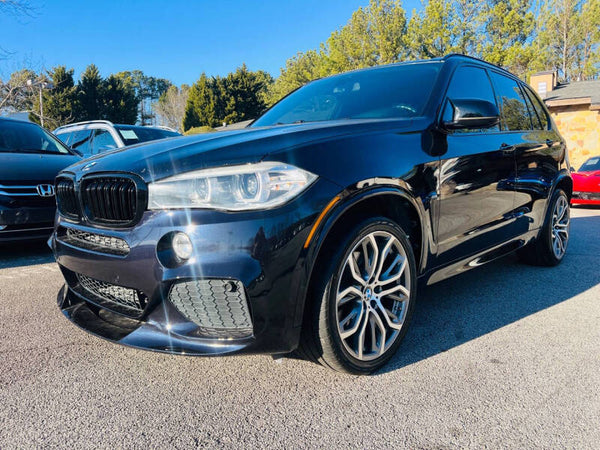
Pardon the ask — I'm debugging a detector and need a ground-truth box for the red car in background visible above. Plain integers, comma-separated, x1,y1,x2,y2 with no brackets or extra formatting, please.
572,156,600,206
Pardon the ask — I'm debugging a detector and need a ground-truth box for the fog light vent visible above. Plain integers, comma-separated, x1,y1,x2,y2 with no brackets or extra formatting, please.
168,280,253,339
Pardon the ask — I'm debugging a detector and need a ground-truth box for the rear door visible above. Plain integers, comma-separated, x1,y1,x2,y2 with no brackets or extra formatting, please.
436,65,519,266
514,84,564,229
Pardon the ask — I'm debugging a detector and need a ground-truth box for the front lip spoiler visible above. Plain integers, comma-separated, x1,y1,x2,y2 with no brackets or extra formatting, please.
57,285,253,356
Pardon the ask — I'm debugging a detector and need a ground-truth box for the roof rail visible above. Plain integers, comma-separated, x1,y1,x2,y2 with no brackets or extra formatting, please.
147,125,177,132
442,53,510,73
54,119,114,131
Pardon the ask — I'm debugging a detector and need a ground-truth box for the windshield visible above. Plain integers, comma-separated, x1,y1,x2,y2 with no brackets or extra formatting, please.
252,62,441,127
579,157,600,172
0,120,71,154
115,125,181,146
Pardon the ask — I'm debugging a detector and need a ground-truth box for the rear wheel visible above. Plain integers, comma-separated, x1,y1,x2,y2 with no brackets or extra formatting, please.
518,188,570,266
299,217,417,374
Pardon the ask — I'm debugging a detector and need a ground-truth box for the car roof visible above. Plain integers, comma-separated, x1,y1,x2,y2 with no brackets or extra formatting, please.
0,117,39,126
303,53,521,85
54,121,177,133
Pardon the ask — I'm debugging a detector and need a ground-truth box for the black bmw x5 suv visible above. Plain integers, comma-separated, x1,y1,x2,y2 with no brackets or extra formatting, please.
51,55,571,374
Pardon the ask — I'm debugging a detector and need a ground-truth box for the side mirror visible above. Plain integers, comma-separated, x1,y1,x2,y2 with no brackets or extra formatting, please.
443,99,500,130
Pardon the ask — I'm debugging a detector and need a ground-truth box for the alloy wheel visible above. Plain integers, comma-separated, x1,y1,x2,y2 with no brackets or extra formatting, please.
551,194,570,259
335,231,411,361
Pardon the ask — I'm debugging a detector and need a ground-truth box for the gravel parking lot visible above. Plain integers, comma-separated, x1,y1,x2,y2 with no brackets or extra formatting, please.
1,208,599,449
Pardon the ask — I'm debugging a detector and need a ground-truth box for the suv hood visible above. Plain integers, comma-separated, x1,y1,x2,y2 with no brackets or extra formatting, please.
62,119,421,183
0,152,81,185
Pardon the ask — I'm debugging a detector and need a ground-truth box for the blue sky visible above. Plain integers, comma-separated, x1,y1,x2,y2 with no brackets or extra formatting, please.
0,0,420,85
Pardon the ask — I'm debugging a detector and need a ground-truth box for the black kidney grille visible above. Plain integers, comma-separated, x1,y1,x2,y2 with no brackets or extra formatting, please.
83,178,138,224
56,178,79,217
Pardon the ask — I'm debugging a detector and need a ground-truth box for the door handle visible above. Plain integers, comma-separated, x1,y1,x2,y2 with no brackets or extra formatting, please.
500,143,515,153
545,139,554,147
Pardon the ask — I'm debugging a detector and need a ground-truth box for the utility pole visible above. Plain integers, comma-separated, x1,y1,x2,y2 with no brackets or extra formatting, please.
27,79,54,128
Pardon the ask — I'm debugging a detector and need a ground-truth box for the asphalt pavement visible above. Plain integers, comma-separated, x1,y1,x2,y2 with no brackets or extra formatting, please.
0,208,599,449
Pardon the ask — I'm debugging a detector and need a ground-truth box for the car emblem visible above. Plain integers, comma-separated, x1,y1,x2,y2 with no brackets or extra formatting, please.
36,184,55,197
82,162,97,171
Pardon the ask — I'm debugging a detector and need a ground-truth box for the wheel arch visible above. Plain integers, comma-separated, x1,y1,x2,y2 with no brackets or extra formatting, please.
293,186,430,329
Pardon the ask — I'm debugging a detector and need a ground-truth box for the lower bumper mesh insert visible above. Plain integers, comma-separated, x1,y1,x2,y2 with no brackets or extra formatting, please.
59,227,130,256
77,273,146,315
169,280,253,339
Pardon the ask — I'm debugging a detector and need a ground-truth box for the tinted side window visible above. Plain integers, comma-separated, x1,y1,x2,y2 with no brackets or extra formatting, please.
489,72,532,131
442,65,499,132
520,84,542,130
91,129,118,154
522,85,550,130
70,129,93,156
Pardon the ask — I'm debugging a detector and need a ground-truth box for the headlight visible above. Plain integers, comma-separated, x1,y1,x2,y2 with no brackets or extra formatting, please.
148,161,318,211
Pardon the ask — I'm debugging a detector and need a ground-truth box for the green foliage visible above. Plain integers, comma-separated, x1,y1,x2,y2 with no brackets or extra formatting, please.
325,0,408,71
77,64,102,120
479,0,536,76
535,0,600,81
407,0,456,58
183,65,272,131
184,126,216,135
268,0,409,104
29,66,78,129
100,74,138,124
183,73,218,129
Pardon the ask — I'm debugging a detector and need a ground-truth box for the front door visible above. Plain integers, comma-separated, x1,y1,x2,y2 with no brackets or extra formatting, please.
435,65,519,266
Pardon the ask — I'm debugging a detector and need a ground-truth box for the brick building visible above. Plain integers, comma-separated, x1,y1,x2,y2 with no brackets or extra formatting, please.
530,72,600,170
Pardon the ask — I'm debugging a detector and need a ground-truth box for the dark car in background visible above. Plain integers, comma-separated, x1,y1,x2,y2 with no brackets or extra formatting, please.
53,120,181,157
51,54,572,374
0,118,81,242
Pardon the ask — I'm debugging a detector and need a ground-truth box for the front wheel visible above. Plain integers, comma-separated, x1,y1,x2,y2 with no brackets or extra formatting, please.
518,188,570,266
299,217,417,374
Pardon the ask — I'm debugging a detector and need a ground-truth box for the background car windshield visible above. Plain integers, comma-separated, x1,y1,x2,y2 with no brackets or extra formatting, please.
0,120,70,154
252,63,441,127
579,157,600,172
115,126,180,146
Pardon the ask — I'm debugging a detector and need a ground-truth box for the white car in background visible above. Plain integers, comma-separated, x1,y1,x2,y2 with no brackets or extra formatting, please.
53,120,181,157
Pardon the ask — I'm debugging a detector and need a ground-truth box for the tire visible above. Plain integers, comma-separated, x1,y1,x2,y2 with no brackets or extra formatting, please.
299,217,417,374
518,188,570,266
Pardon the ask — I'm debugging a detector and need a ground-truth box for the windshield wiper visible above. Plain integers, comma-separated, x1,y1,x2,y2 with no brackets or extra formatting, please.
274,120,307,126
6,148,64,154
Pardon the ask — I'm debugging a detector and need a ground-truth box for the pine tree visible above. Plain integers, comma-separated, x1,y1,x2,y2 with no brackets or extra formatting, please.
77,64,102,120
100,74,137,124
29,66,78,129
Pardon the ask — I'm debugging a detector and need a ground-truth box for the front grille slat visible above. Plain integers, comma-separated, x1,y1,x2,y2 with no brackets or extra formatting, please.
81,177,140,226
55,178,79,218
56,175,144,227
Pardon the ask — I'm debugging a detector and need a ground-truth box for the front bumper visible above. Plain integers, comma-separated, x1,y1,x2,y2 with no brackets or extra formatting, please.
58,285,252,355
52,179,341,356
0,204,55,242
571,191,600,205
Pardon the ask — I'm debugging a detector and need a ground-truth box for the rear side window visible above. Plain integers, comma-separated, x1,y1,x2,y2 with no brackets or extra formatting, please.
520,85,543,130
70,129,93,156
489,72,532,131
442,65,499,132
522,85,550,130
90,129,118,154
